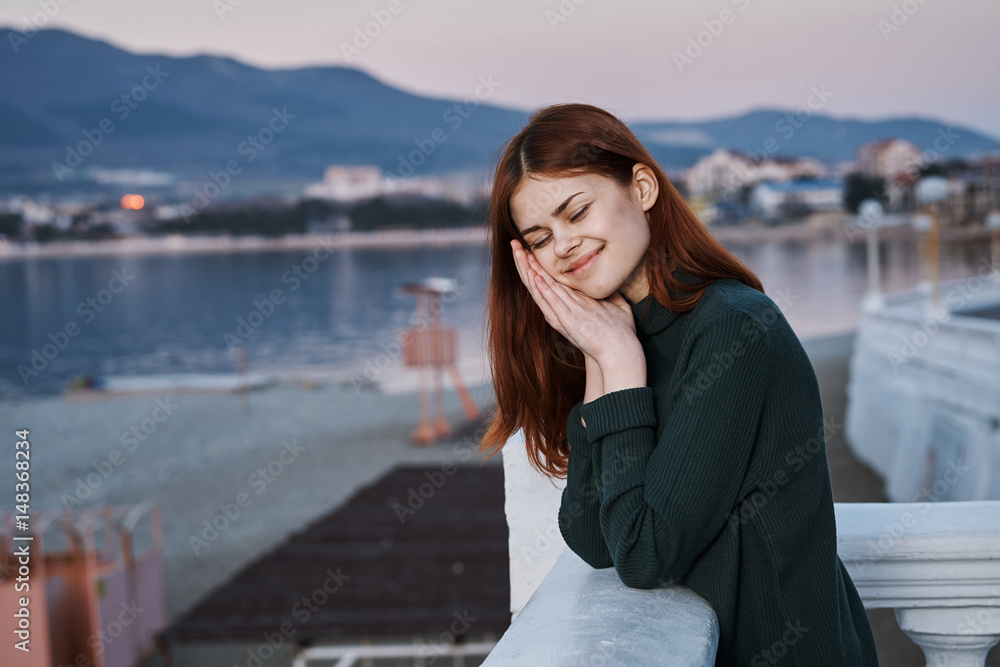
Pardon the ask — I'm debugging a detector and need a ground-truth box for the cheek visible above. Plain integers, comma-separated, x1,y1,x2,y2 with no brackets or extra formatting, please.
536,257,562,281
550,271,571,287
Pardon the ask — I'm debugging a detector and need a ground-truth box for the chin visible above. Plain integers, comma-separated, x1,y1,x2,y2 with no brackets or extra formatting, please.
581,285,616,300
555,274,615,301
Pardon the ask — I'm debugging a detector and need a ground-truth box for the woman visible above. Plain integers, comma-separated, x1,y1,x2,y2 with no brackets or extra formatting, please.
477,103,879,665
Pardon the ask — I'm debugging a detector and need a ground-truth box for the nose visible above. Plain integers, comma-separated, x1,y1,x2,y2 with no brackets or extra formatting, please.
552,225,580,258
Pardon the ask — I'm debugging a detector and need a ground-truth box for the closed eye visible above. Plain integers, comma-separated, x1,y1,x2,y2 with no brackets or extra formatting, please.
528,204,590,249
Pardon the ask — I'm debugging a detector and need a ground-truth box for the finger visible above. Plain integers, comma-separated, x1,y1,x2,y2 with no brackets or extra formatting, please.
526,252,567,298
510,240,532,289
525,257,615,351
529,267,584,335
513,245,557,316
511,239,537,288
525,259,563,320
511,242,580,341
513,243,557,311
514,247,570,333
527,253,581,311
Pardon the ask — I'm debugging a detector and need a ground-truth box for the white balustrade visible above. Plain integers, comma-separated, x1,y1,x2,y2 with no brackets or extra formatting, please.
489,433,1000,666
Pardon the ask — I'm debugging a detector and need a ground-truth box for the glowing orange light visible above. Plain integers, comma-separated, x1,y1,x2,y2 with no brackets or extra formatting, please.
120,194,145,210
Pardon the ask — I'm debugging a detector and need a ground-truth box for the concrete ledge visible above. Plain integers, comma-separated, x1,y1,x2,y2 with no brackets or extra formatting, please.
481,547,719,666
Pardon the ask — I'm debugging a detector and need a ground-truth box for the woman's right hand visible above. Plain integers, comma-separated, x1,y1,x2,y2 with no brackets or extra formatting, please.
510,238,576,343
511,239,604,418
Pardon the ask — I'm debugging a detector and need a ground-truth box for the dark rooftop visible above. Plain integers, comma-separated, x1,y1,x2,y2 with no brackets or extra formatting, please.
161,463,510,643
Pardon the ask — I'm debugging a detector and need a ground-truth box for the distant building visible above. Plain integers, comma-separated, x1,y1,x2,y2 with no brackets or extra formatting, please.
685,149,755,198
753,156,827,183
834,160,859,177
1,197,97,231
857,139,921,182
694,198,750,227
89,207,147,235
154,205,189,221
305,165,384,201
17,199,56,225
749,178,845,221
685,149,828,199
303,165,487,205
380,175,446,200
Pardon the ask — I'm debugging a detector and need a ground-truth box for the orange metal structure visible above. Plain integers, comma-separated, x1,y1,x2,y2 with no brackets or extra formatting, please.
0,500,167,667
401,279,479,445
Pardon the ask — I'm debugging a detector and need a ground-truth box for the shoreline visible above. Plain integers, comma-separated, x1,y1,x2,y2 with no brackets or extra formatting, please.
0,226,490,260
5,329,855,404
2,219,997,260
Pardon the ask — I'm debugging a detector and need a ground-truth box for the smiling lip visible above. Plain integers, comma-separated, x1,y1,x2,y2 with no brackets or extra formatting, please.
566,245,604,275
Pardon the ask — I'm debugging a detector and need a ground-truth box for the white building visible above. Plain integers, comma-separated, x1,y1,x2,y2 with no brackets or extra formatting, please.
753,156,827,183
685,149,755,198
857,139,922,182
304,165,384,201
1,197,96,231
304,165,488,205
749,178,845,220
686,149,829,199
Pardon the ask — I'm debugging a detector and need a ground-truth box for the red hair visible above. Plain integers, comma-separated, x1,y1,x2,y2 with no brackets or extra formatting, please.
478,103,763,479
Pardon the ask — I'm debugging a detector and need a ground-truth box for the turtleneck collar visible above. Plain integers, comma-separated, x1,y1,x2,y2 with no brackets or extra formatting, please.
626,269,708,337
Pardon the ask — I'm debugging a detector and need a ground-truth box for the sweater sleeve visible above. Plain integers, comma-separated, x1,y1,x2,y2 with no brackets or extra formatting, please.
557,399,614,568
580,308,770,589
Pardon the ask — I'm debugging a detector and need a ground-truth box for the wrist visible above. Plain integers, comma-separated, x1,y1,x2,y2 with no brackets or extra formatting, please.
595,343,646,394
595,339,644,369
583,352,603,408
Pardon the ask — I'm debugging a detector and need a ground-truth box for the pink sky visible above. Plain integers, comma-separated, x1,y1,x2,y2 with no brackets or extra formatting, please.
4,0,999,138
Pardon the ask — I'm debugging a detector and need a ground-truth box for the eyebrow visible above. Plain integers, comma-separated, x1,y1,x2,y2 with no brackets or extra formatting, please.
518,191,585,236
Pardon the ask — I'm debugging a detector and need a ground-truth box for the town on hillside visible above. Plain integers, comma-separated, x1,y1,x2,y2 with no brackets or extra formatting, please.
3,137,998,245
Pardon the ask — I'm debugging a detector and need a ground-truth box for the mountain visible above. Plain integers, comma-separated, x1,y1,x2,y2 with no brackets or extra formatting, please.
632,108,1000,169
1,27,998,195
0,28,527,193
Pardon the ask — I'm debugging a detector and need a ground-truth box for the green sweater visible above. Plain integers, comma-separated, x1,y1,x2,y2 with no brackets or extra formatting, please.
557,271,879,666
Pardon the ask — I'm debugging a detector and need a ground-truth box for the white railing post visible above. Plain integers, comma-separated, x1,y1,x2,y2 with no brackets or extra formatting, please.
895,607,1000,667
836,501,1000,667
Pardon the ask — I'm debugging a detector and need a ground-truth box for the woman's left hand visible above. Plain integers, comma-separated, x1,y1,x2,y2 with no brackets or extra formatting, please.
516,242,639,363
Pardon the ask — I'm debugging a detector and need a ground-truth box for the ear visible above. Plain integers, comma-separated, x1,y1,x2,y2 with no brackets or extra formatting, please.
632,163,659,213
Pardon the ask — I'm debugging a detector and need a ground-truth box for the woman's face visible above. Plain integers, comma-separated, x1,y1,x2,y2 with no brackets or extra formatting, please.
508,164,656,303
